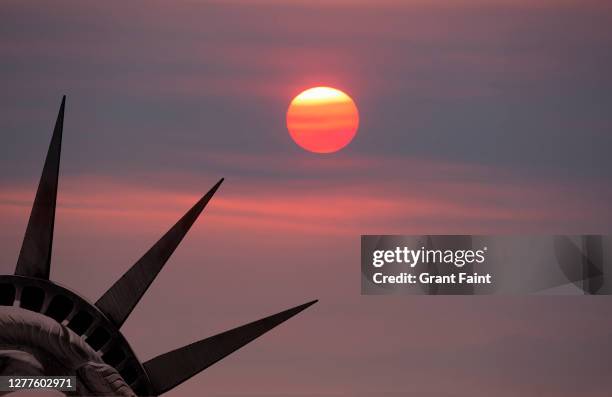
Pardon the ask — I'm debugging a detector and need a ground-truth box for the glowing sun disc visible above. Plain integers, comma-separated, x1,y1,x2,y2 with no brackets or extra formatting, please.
286,86,359,154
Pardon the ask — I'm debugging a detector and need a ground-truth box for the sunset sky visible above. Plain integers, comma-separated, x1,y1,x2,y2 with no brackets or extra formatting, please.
1,1,612,396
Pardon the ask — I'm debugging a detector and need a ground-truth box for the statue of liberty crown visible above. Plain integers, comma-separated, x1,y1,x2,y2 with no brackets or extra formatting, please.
0,96,316,396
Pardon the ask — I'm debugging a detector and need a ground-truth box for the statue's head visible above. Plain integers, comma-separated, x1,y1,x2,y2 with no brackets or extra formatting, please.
0,306,136,396
0,278,140,396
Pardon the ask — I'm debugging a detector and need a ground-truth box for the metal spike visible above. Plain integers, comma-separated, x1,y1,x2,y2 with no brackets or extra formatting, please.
143,299,317,395
15,96,66,279
95,178,224,327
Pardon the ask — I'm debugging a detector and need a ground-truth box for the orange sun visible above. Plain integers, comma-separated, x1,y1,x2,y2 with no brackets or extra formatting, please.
286,86,359,154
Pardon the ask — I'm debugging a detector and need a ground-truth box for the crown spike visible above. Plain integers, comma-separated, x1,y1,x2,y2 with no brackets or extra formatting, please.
95,178,224,327
143,299,317,395
15,96,66,279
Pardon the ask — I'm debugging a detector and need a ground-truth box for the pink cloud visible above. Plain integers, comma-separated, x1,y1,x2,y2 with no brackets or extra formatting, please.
1,155,608,244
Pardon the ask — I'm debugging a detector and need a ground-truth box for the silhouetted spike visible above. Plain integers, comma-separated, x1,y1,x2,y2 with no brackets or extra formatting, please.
95,178,224,327
143,299,317,395
15,96,66,279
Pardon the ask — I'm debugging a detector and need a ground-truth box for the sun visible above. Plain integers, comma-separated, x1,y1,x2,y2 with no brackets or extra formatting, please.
286,86,359,154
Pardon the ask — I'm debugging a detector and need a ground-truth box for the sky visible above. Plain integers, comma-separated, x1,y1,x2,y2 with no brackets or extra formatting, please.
1,0,612,396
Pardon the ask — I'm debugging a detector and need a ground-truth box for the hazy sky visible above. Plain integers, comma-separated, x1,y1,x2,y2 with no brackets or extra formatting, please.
1,1,612,396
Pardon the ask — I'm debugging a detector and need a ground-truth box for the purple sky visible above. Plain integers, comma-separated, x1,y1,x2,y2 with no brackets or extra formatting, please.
1,1,612,396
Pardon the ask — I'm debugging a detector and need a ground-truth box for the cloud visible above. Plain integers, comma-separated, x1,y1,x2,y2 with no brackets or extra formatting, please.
1,155,609,244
